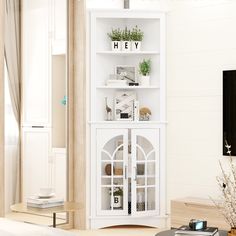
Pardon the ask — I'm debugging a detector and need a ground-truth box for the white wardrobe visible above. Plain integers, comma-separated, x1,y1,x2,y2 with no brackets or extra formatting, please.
21,0,67,201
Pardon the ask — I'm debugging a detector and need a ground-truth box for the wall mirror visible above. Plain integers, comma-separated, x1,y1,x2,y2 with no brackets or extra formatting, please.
4,0,69,226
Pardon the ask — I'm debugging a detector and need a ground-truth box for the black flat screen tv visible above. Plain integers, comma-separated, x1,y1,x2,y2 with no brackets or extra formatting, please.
223,70,236,155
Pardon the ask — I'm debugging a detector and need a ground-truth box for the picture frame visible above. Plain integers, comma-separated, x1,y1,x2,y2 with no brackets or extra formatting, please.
114,91,136,120
115,65,136,83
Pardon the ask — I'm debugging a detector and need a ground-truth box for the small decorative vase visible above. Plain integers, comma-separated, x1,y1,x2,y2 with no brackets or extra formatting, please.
137,202,145,211
106,111,112,121
111,41,121,51
105,164,112,175
122,41,131,51
132,41,141,51
124,0,129,9
228,228,236,236
137,192,145,211
139,75,150,86
113,195,122,208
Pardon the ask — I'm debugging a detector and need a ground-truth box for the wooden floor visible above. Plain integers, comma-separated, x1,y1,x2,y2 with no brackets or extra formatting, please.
5,212,66,226
6,213,165,236
70,227,164,236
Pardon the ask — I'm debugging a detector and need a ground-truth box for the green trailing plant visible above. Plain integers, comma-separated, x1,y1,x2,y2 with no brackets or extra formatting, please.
107,28,122,41
121,27,131,41
131,25,144,41
139,59,151,76
109,187,123,196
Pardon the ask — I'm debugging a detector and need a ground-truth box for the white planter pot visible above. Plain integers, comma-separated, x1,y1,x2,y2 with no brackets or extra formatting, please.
111,41,121,51
139,75,150,86
112,195,122,208
122,41,131,51
132,41,141,51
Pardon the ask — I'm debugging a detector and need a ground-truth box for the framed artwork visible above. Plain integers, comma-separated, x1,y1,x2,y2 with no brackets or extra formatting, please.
115,91,136,121
115,65,136,83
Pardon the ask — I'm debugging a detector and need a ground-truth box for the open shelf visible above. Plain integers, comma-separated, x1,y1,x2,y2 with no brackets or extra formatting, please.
136,185,156,188
102,175,123,178
101,185,123,188
96,51,160,55
136,160,156,163
89,121,168,125
137,175,155,178
101,160,124,163
96,86,160,89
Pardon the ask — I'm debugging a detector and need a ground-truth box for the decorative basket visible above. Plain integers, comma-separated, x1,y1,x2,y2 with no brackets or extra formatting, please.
114,168,123,175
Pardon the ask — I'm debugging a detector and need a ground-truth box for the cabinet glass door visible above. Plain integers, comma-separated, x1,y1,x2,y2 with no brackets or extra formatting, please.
97,129,128,216
131,129,159,216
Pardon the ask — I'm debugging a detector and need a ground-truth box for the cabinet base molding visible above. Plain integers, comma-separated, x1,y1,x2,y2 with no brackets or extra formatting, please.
90,215,168,229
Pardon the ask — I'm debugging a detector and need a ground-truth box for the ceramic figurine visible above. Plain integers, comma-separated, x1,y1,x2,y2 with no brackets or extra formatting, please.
139,107,152,121
105,97,112,121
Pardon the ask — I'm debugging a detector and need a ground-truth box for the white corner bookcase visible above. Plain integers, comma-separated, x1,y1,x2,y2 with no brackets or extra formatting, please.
88,9,167,229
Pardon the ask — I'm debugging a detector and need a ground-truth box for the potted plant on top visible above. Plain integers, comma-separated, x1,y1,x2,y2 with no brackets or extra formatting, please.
107,28,122,51
139,59,151,86
121,27,131,51
131,25,144,51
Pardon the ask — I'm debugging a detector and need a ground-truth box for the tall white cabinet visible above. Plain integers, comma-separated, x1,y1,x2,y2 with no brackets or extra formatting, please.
51,0,67,55
22,0,51,127
22,128,51,198
22,0,66,201
89,10,167,229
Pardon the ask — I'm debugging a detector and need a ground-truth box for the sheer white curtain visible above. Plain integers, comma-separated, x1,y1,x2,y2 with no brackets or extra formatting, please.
4,62,19,213
4,0,21,122
4,0,21,212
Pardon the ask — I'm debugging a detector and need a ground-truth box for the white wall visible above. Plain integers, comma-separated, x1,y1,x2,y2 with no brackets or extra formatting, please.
87,0,236,212
167,0,236,203
52,55,66,148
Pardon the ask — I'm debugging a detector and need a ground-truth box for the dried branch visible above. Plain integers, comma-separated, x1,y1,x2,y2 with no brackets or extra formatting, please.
211,141,236,228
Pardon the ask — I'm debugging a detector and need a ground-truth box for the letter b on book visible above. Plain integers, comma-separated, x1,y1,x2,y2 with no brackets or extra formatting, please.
113,196,122,208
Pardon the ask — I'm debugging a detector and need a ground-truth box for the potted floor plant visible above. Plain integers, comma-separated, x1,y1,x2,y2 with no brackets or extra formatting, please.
131,25,144,51
139,59,151,86
107,28,122,51
110,187,123,208
121,27,131,51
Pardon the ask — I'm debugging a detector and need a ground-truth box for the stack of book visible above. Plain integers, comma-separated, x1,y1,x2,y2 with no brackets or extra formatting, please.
175,226,219,236
106,79,127,87
27,196,64,209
